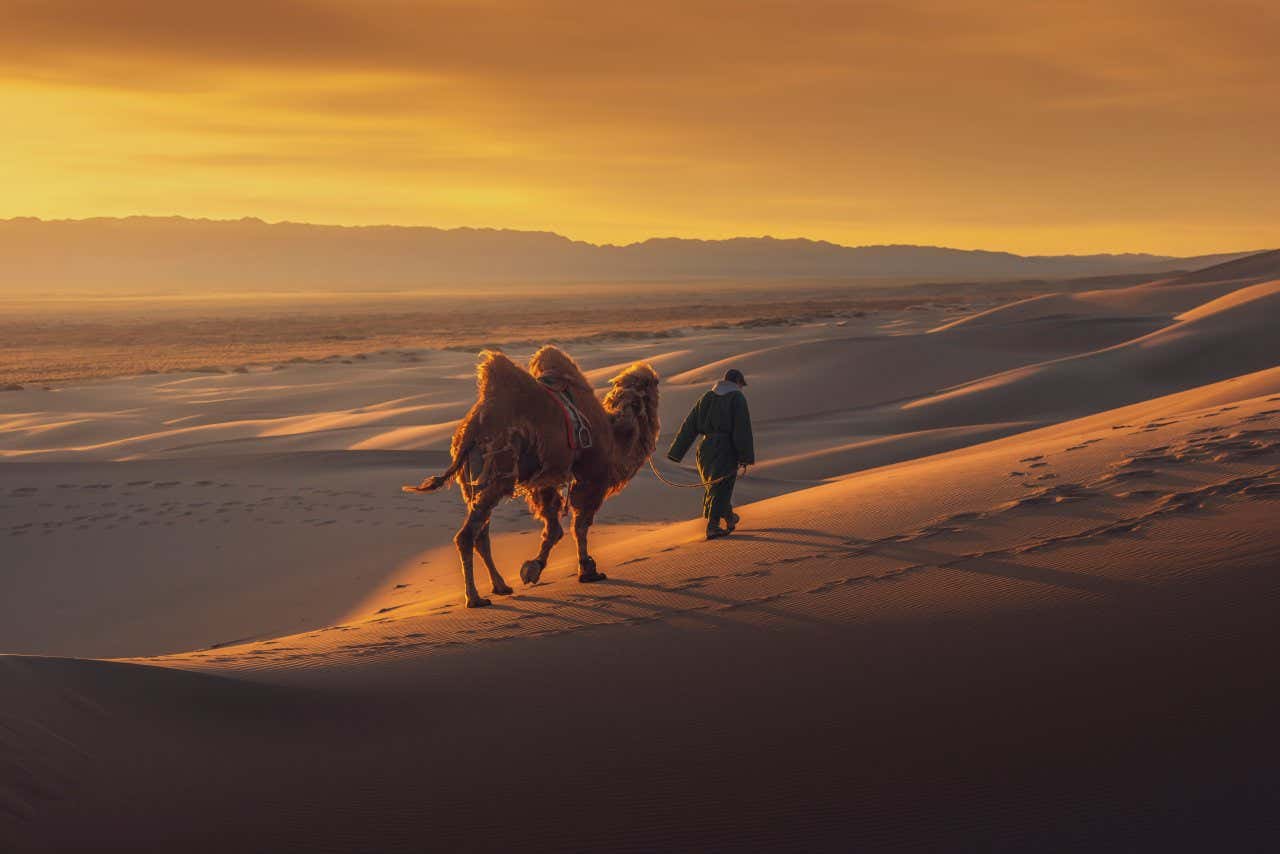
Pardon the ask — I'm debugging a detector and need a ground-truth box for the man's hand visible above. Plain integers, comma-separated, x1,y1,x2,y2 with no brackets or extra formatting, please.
739,464,749,477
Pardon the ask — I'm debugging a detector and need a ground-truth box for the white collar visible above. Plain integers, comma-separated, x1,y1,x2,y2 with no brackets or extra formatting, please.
711,380,742,395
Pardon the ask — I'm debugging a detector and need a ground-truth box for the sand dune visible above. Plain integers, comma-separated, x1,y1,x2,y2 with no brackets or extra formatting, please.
5,368,1278,852
903,279,1280,425
1170,246,1280,283
1175,278,1280,321
107,363,1280,672
3,266,1280,851
932,249,1280,333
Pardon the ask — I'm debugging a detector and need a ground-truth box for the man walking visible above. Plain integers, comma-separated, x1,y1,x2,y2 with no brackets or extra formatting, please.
667,368,755,539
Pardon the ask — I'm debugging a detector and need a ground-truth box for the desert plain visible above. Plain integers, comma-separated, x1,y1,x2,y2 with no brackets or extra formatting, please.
4,252,1280,851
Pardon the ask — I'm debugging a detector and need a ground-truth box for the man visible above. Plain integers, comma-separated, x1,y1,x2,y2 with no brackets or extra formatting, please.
667,368,755,539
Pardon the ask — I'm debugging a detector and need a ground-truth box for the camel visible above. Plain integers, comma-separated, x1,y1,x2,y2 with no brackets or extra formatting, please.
405,346,660,607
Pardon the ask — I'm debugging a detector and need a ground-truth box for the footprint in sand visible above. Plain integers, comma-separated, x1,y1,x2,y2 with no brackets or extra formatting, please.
1020,455,1044,462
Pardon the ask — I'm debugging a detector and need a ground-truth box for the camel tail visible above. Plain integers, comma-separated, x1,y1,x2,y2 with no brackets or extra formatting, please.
405,442,473,494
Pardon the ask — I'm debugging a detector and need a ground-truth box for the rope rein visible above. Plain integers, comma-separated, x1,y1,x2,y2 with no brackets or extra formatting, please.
648,455,738,489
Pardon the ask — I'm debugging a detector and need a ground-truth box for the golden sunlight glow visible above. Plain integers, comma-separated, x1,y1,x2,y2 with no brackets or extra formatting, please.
1,0,1276,254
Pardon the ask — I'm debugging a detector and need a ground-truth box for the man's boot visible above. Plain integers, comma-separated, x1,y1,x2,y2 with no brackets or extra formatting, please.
706,518,729,540
725,511,741,533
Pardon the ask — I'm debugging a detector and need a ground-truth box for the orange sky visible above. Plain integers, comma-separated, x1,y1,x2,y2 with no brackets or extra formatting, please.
1,0,1276,255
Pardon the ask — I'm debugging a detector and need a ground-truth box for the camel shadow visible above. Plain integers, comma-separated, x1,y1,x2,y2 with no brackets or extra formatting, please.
490,517,1136,638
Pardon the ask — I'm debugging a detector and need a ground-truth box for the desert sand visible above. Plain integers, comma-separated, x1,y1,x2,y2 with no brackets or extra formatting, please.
4,253,1280,851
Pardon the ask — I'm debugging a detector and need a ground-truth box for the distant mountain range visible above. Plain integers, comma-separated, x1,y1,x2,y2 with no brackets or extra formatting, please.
0,216,1262,292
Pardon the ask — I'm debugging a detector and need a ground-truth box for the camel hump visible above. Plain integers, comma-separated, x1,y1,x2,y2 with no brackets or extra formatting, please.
475,350,537,396
528,345,592,394
609,361,660,388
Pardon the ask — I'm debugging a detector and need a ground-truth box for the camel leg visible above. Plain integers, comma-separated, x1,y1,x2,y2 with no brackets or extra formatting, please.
475,522,513,596
570,482,607,583
520,487,564,585
455,490,501,608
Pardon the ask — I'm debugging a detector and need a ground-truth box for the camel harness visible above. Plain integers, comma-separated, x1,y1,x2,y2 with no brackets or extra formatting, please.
537,376,593,451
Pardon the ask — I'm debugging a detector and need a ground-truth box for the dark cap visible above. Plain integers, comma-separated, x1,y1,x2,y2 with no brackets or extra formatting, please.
723,368,747,387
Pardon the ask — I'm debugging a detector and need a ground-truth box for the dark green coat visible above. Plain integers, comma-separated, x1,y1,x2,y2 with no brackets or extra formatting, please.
666,387,755,520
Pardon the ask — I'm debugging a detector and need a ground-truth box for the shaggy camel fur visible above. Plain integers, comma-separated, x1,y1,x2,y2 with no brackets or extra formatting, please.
407,346,660,607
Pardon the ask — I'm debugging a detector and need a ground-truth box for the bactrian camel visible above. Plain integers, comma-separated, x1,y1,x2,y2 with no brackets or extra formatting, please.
406,346,660,607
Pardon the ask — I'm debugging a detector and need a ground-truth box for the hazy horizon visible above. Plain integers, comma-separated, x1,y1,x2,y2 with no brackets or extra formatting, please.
2,216,1262,297
1,212,1266,258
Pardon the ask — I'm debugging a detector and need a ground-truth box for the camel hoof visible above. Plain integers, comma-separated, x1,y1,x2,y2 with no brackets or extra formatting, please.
578,556,604,583
466,596,492,609
492,583,514,596
520,559,545,585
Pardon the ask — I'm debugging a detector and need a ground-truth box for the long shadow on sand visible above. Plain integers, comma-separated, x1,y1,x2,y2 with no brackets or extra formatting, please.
743,527,1139,598
603,577,833,627
873,542,1140,598
728,529,851,550
515,590,750,631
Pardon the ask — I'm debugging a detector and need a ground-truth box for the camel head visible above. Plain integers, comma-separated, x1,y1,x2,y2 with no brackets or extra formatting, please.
601,362,661,494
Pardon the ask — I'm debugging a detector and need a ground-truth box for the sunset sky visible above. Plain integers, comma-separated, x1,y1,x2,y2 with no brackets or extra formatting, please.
2,0,1276,255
